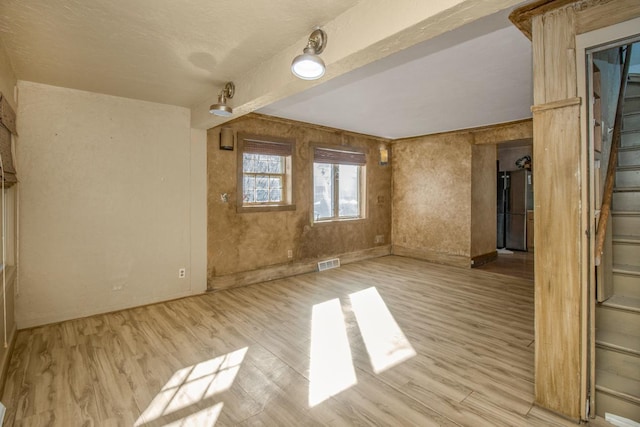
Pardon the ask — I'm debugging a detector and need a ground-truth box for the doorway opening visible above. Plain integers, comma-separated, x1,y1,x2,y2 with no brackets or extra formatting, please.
496,139,534,252
585,33,640,422
477,138,534,281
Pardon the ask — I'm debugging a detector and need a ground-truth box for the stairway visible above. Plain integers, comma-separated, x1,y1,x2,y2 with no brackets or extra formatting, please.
595,73,640,422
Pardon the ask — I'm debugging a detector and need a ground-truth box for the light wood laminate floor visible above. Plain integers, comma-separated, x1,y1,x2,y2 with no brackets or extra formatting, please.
476,251,535,282
3,256,581,426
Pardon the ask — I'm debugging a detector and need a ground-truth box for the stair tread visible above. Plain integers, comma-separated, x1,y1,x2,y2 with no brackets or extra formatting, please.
613,264,640,275
616,165,640,171
613,210,640,216
596,329,640,356
620,144,640,151
613,235,640,243
614,186,640,192
601,294,640,313
596,369,640,403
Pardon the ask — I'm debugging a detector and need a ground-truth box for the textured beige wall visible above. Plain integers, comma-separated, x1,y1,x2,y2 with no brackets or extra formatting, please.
207,114,391,286
392,132,473,266
471,144,497,258
472,119,532,145
16,81,207,328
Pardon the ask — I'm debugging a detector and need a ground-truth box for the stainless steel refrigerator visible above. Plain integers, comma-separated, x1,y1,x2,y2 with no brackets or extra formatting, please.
497,169,533,251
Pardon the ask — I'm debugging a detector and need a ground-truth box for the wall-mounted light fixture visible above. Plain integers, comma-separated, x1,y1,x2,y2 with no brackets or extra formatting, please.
209,82,235,117
220,127,235,150
291,29,327,80
379,146,389,166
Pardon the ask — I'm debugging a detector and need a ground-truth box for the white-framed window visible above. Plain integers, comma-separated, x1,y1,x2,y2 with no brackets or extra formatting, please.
313,147,366,222
237,134,295,212
242,153,285,204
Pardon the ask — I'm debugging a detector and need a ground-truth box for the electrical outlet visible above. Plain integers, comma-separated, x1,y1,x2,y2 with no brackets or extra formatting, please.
287,250,293,259
375,235,384,244
178,268,186,279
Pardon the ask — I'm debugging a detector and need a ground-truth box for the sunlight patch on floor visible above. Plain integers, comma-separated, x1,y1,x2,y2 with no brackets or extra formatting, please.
135,347,247,426
350,287,416,374
309,298,357,407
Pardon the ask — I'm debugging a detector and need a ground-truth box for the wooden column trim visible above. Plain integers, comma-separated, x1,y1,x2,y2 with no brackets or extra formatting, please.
509,0,577,39
509,0,635,40
576,0,640,34
531,97,582,113
533,102,583,420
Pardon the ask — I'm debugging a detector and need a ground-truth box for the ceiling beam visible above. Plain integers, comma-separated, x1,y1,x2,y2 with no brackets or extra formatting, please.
190,0,525,129
472,118,533,145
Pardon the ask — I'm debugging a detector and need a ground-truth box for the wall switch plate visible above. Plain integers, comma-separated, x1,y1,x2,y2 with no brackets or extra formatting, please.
178,268,186,279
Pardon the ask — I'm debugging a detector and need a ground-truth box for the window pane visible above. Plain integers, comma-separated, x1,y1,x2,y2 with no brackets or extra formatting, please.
256,156,270,173
243,153,256,173
338,164,359,217
269,189,282,202
244,175,255,190
269,157,283,173
269,177,282,189
256,190,269,202
313,163,333,220
256,175,268,189
244,190,255,203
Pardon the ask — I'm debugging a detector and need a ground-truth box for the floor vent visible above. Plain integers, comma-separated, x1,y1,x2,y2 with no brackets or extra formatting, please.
605,413,640,427
318,258,340,272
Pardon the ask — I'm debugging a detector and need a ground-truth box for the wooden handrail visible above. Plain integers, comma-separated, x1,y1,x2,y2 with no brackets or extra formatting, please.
595,45,632,266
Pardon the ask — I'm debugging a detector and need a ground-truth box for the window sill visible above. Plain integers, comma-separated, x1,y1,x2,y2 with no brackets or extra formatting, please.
313,217,366,225
237,204,296,213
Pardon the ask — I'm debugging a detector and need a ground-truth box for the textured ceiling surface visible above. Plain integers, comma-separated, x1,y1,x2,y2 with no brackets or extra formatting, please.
259,8,533,138
0,0,533,138
0,0,360,107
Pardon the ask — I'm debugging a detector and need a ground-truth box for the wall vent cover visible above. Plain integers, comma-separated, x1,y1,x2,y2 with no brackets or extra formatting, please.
318,258,340,272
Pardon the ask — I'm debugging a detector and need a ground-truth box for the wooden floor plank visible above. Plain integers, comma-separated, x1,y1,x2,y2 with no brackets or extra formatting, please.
476,250,535,281
2,255,583,426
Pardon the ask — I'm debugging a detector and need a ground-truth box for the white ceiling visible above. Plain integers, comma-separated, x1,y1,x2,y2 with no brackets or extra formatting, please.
0,0,360,107
0,0,532,139
258,8,533,139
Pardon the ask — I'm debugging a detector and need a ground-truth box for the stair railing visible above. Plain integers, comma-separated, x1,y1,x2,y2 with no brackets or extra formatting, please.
595,44,632,266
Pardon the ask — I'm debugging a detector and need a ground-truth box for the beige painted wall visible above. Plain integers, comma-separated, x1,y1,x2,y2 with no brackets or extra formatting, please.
471,144,497,259
207,114,391,289
392,132,474,267
16,81,207,328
